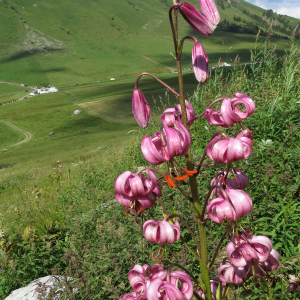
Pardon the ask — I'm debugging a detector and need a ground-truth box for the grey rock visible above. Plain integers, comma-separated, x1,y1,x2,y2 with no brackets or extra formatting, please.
4,275,75,300
73,110,82,115
49,132,55,136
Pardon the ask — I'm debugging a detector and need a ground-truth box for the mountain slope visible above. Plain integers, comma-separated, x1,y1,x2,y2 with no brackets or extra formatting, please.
0,0,299,86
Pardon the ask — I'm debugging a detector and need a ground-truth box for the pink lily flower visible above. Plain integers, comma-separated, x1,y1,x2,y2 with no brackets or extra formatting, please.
141,121,191,165
218,260,248,284
210,170,249,196
146,278,190,300
179,2,219,37
226,233,273,267
161,100,196,127
206,131,252,163
143,219,180,245
258,248,280,272
237,248,280,279
206,188,252,223
205,93,255,127
192,41,209,83
132,88,150,129
170,270,194,300
128,265,167,298
114,169,162,213
196,277,226,300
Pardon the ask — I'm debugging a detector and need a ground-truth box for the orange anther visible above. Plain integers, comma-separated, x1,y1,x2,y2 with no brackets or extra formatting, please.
173,175,189,181
183,169,197,176
164,174,177,188
221,175,226,186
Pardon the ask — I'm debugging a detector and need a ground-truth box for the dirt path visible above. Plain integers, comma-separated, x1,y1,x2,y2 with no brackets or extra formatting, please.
0,121,32,146
0,81,35,89
141,55,176,72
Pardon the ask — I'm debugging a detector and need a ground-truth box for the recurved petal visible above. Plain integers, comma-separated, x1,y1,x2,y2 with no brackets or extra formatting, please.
136,194,156,211
158,221,176,245
129,174,145,196
114,191,131,208
206,134,223,161
129,276,146,293
232,93,255,117
170,271,194,300
161,108,177,127
148,265,167,281
128,264,148,281
250,235,273,262
132,88,150,129
226,137,245,162
164,283,187,300
221,98,243,125
174,121,191,155
164,126,182,158
204,108,229,127
142,169,158,195
141,135,166,165
227,242,248,267
260,248,280,271
114,171,132,196
146,278,166,300
143,220,159,243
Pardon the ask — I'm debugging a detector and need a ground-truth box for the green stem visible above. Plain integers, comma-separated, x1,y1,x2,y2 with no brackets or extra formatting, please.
173,10,213,300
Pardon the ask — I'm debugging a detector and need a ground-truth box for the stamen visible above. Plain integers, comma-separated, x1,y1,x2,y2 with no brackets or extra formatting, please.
173,174,189,181
233,174,242,182
222,175,227,186
183,169,197,176
165,174,177,188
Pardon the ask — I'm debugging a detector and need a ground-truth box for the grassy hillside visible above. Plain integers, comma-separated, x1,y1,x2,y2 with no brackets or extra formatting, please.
0,0,298,86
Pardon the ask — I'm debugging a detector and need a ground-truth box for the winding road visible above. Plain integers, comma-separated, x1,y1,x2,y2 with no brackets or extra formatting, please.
0,121,32,146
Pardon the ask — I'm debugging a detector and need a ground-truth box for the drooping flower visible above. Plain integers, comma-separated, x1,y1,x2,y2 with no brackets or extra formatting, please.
141,121,191,165
161,100,195,127
218,260,248,284
128,264,167,297
257,248,280,273
170,271,194,300
146,278,191,300
288,275,300,293
210,170,249,195
114,169,162,213
196,277,226,300
206,131,252,163
226,233,273,267
132,88,150,129
192,41,209,83
143,219,180,245
206,187,253,223
205,93,255,127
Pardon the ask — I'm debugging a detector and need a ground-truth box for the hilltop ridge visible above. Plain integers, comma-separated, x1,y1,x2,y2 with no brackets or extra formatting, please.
0,0,299,86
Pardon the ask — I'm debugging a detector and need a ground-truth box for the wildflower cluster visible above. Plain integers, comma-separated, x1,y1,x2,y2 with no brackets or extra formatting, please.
113,0,282,299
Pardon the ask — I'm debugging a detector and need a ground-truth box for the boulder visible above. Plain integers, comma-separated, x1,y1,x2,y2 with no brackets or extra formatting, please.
49,132,55,136
73,110,82,115
5,275,75,300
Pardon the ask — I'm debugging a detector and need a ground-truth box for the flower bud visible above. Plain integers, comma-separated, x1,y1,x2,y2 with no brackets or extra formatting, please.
192,42,209,83
132,88,150,129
